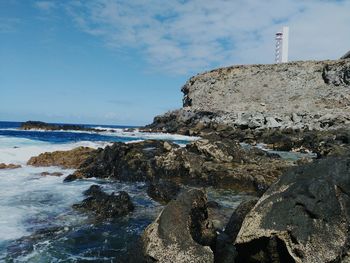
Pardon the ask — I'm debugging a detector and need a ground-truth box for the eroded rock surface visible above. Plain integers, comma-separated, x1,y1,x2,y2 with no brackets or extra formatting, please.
235,157,350,263
69,139,291,194
147,179,181,204
27,146,96,169
142,189,216,263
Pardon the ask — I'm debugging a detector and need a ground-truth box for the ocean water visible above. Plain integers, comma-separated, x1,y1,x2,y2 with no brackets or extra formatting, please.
0,121,206,262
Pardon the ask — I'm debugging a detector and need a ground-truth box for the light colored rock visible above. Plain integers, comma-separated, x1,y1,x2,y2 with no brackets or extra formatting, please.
265,117,281,128
142,189,215,263
179,59,350,131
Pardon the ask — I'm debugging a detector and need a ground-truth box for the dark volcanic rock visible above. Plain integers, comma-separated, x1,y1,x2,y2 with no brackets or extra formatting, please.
40,172,63,177
69,139,291,194
20,120,105,132
147,179,181,203
142,189,216,263
73,185,134,219
214,198,258,263
83,184,103,196
235,157,350,263
323,63,350,86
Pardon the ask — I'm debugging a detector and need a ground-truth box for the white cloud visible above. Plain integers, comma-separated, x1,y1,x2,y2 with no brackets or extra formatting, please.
65,0,350,74
35,1,56,12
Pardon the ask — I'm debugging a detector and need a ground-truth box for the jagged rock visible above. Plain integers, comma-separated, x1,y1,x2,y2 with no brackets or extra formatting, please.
70,139,291,194
27,146,96,169
323,63,350,86
0,163,21,169
147,179,181,203
235,157,350,263
73,185,134,219
142,189,216,263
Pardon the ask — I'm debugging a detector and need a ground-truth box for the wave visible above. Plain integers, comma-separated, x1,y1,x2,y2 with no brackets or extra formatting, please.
0,127,200,142
0,136,110,165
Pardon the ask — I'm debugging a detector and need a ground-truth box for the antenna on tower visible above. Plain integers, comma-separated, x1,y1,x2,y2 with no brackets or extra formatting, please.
275,26,289,63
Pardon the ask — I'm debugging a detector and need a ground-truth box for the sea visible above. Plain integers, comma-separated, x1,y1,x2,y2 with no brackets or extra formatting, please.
0,121,247,262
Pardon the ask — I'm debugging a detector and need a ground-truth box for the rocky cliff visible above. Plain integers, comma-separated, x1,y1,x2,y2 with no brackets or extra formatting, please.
147,59,350,132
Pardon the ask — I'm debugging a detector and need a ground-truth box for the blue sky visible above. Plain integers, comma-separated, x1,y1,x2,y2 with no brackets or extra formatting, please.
1,0,350,125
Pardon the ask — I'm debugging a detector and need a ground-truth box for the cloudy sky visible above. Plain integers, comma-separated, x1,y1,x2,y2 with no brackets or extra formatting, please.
1,0,349,125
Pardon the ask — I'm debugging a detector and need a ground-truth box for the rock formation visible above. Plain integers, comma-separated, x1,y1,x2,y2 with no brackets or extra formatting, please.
20,120,105,132
27,146,96,169
67,139,292,195
145,59,350,133
142,189,216,263
0,163,21,169
73,185,134,220
234,157,350,263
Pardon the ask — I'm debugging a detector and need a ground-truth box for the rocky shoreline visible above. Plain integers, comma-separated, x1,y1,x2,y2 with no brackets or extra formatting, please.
21,58,350,262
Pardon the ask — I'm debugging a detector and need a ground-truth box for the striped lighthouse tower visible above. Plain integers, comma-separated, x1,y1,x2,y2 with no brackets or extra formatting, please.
275,26,289,63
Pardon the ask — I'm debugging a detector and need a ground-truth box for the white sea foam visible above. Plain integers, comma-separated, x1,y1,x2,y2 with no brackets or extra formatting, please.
0,136,109,165
2,127,200,142
0,166,95,242
98,128,200,141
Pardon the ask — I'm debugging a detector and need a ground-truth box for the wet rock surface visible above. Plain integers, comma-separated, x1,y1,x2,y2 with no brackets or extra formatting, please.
27,146,96,169
234,157,350,263
142,189,216,263
39,171,63,177
146,179,181,204
0,163,21,169
69,139,292,194
73,185,134,219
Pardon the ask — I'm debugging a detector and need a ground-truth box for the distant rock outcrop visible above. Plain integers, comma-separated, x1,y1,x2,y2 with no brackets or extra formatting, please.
20,120,105,132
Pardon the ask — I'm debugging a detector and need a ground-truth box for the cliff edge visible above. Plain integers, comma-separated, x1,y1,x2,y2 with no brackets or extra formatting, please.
147,59,350,132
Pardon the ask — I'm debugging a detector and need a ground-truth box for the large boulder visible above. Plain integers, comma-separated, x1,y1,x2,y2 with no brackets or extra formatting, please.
27,146,96,169
142,189,216,263
235,157,350,263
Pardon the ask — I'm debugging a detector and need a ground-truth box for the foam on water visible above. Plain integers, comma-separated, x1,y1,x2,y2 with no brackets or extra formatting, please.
0,136,109,165
0,166,92,242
